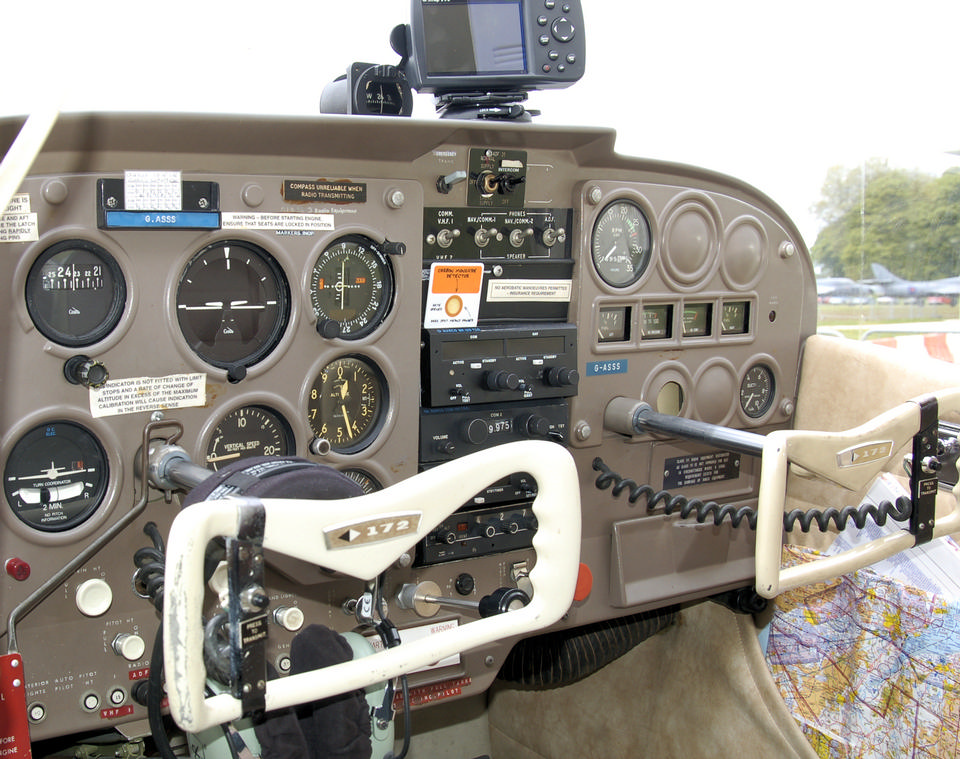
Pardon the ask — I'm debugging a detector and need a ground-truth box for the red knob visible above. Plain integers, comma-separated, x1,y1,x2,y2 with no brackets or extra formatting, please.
6,557,31,581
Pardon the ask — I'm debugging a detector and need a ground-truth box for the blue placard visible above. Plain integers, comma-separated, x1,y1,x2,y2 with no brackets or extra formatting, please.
104,211,221,229
586,359,628,376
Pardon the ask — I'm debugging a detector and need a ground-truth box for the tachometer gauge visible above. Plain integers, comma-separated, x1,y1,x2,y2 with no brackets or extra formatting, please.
307,356,387,453
740,364,775,419
176,240,290,370
591,200,653,288
25,239,126,347
309,235,394,339
205,405,295,470
4,421,109,532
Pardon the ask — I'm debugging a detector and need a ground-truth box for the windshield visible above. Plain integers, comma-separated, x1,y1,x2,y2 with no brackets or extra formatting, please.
5,0,960,344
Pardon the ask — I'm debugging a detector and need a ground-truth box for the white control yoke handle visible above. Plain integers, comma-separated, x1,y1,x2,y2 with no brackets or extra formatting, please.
163,441,581,733
755,389,960,598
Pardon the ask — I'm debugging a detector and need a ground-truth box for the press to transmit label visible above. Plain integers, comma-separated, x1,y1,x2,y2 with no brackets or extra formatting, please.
89,373,206,418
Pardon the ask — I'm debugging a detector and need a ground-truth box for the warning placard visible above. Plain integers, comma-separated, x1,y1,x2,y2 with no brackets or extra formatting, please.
424,263,484,328
89,373,206,418
486,279,572,302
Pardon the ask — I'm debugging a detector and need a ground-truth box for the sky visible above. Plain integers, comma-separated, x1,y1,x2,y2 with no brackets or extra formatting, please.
4,0,959,248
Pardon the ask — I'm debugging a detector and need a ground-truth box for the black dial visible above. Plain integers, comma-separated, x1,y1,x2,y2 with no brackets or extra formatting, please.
310,235,394,339
176,240,290,369
4,421,109,532
341,469,383,494
307,356,388,453
205,405,295,470
25,239,126,347
740,364,775,419
591,200,653,288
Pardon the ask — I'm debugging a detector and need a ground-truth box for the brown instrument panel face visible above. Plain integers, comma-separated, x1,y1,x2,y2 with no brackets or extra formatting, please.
0,114,815,743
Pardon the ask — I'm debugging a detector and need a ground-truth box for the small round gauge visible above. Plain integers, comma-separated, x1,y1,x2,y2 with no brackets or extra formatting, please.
307,355,388,453
740,364,775,419
25,239,126,347
176,240,290,370
205,405,295,470
341,469,383,494
309,235,394,339
591,200,653,288
3,421,110,532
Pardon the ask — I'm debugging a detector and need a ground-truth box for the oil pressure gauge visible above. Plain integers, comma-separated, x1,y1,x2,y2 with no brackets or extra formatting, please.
4,421,110,532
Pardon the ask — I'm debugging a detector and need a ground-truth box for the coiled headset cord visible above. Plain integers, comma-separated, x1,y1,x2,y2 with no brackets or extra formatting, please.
592,457,913,533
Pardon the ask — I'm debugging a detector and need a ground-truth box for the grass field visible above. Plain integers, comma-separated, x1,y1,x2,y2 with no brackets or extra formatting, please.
817,301,960,339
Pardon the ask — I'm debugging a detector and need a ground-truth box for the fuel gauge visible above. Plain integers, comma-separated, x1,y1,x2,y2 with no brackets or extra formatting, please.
4,421,110,532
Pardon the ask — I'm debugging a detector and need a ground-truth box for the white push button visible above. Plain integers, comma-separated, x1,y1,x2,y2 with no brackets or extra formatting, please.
75,578,113,617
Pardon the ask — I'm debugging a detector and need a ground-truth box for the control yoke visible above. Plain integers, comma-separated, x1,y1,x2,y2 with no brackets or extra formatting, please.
605,389,960,599
755,389,960,597
162,440,581,734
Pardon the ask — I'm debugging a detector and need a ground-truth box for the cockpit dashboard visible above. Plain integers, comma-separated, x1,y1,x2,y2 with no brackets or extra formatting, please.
0,112,815,745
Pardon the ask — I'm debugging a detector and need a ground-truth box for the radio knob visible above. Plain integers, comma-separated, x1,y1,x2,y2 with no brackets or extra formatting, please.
435,440,456,455
519,414,551,438
484,370,521,391
463,418,490,445
546,366,580,387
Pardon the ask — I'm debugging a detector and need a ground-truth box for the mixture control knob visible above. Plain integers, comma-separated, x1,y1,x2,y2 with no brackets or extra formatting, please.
519,414,551,438
463,418,490,446
112,633,146,662
546,366,580,387
484,370,521,391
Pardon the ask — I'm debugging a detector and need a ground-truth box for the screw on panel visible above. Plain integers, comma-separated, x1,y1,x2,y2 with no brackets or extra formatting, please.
587,185,603,205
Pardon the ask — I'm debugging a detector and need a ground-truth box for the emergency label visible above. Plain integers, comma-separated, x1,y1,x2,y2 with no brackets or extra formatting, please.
486,279,572,302
1,194,38,242
663,451,741,490
424,263,484,328
89,373,206,418
221,212,335,231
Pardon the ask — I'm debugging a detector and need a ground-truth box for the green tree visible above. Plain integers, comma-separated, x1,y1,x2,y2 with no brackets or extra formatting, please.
811,162,960,281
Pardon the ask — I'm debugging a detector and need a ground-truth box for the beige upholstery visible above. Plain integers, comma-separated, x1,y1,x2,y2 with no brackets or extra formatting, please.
488,602,815,759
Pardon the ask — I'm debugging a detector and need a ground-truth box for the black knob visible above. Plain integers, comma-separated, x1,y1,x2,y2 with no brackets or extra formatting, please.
226,363,247,383
546,366,579,387
484,370,521,391
519,414,551,438
455,573,475,596
63,355,109,388
463,418,489,445
435,440,456,455
478,587,530,618
443,531,458,545
316,318,342,339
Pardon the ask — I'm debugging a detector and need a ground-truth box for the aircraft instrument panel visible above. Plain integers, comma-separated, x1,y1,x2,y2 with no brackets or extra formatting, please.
0,112,816,744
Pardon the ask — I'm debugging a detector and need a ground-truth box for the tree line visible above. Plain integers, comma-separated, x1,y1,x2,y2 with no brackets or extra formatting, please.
811,160,960,281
